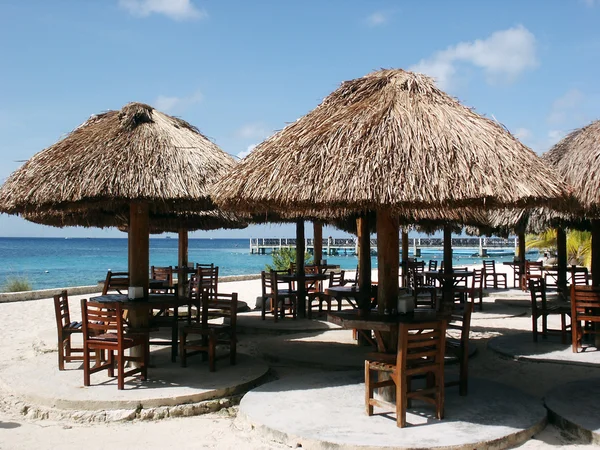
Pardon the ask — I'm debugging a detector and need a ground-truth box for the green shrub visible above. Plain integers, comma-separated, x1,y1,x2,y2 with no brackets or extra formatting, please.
265,247,313,272
4,276,32,292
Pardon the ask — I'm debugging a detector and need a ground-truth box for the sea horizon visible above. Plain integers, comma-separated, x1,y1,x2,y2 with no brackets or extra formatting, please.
0,236,533,292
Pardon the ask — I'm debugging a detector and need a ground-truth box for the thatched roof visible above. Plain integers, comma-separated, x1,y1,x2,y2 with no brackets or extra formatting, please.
545,120,600,215
213,69,570,217
22,208,247,233
0,102,236,216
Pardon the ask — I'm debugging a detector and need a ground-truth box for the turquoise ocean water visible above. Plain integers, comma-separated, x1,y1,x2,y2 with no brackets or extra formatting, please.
0,238,537,291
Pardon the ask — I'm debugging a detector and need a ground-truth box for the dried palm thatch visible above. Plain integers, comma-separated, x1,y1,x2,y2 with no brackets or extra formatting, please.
213,69,570,217
0,102,236,217
22,208,247,233
545,120,600,215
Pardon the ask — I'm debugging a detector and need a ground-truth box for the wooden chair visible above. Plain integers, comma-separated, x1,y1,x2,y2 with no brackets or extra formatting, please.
260,270,298,322
407,262,437,309
513,261,523,288
445,303,472,396
530,278,570,344
365,320,447,428
180,292,238,371
570,266,589,286
188,266,218,322
570,284,600,353
520,261,543,291
482,260,507,289
53,290,85,370
454,269,484,311
80,299,148,390
102,270,129,295
150,266,175,293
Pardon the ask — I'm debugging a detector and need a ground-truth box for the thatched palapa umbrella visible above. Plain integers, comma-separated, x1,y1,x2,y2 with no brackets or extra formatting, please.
213,69,571,317
0,102,238,321
545,119,600,285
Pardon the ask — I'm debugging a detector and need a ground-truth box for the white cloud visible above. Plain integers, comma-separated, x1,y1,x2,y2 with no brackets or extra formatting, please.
366,11,389,27
154,90,203,112
409,25,537,89
119,0,207,21
235,123,270,140
514,127,532,140
236,144,256,160
583,0,598,7
547,129,566,144
547,89,584,125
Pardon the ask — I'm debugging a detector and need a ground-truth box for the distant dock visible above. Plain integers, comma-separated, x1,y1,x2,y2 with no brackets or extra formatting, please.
249,237,518,257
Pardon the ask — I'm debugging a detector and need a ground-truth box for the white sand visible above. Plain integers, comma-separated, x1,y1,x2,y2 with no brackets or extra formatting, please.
0,266,599,449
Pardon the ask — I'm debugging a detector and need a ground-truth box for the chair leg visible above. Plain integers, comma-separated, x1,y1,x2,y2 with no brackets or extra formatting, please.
364,361,373,416
572,321,580,353
58,337,66,371
532,313,538,342
83,345,91,386
561,314,567,345
117,350,125,390
397,373,407,428
107,351,115,377
180,329,187,367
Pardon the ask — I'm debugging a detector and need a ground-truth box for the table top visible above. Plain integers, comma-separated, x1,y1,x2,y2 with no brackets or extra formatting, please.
327,309,443,332
278,273,329,283
90,293,189,308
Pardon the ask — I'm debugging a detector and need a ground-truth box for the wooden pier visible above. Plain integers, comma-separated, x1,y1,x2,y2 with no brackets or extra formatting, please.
249,237,518,256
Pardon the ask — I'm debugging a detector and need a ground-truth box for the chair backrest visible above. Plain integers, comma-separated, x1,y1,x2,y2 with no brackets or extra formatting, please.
81,299,125,338
329,270,346,287
428,260,438,271
571,267,589,286
397,320,447,370
151,266,174,286
188,273,200,300
196,263,214,269
261,271,274,297
197,266,218,298
525,260,544,275
53,290,72,332
201,291,238,329
472,268,484,289
102,271,129,295
448,302,472,352
482,260,496,274
571,285,600,321
529,278,547,312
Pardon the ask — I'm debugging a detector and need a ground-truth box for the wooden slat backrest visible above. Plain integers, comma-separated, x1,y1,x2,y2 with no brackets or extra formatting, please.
397,320,447,370
329,270,346,287
483,260,497,273
197,266,218,298
102,271,130,295
261,271,273,297
81,299,124,336
201,291,238,328
571,268,589,286
525,261,543,275
53,290,71,328
151,266,174,286
529,278,547,310
571,285,600,313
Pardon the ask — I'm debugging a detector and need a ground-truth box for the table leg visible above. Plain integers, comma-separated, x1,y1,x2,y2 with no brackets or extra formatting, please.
172,306,179,362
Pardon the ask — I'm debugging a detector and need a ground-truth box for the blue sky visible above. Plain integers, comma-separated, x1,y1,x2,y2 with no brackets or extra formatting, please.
0,0,598,239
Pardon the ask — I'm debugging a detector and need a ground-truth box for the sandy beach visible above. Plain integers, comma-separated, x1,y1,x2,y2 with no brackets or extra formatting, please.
1,265,599,449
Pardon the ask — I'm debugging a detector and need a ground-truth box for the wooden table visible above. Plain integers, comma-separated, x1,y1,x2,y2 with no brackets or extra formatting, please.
422,270,474,287
324,285,378,310
90,293,189,362
327,309,443,352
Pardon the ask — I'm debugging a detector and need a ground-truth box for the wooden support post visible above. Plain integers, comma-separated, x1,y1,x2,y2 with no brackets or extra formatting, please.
128,201,149,364
376,209,399,315
442,225,453,313
556,227,567,294
401,229,409,288
296,220,306,318
592,220,600,287
178,228,188,298
357,216,371,310
313,221,323,264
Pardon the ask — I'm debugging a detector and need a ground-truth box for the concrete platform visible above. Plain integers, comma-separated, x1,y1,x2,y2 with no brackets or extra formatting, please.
488,332,600,367
237,309,341,334
238,371,547,449
258,329,476,370
545,378,600,444
0,346,269,413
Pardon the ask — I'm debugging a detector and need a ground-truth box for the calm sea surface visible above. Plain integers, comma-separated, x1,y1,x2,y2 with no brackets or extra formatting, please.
0,237,536,291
